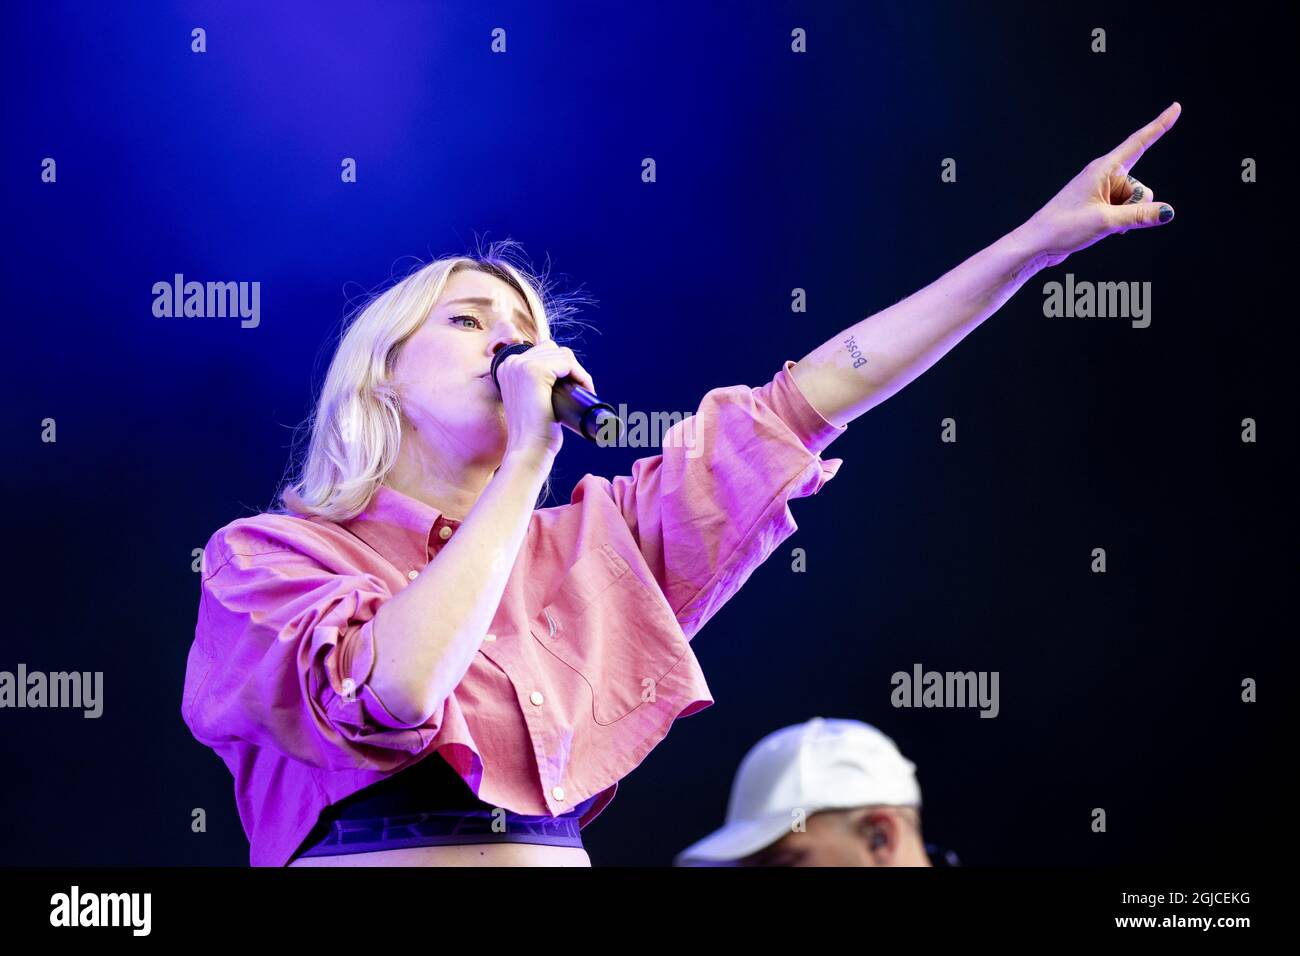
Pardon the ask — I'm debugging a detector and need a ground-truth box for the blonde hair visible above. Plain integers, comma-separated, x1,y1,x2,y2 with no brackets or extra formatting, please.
275,239,592,523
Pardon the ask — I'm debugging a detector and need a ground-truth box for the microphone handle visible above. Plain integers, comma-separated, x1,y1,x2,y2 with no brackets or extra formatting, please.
553,381,622,444
490,342,622,444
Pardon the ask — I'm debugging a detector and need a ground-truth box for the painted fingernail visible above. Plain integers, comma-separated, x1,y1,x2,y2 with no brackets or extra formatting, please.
1158,204,1174,223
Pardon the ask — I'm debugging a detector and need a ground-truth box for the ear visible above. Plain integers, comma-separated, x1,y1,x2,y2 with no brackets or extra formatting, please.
858,809,901,865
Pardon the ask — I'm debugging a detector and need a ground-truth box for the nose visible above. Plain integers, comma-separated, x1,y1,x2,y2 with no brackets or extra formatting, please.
489,324,534,359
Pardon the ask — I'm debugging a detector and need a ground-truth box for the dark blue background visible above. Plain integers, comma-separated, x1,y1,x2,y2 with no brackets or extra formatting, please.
1,0,1287,866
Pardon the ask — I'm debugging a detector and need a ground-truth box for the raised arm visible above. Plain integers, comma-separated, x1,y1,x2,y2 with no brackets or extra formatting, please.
791,102,1181,428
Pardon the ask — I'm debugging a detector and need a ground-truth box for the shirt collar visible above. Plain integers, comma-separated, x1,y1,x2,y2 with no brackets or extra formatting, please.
341,483,460,571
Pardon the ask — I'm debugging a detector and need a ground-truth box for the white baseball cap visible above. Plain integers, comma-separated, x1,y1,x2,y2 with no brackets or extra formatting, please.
674,717,922,865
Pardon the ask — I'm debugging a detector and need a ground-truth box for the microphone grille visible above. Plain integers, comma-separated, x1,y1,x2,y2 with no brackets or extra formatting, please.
490,342,536,389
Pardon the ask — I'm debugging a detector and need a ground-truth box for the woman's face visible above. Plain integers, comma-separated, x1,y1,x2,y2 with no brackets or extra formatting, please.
390,267,543,464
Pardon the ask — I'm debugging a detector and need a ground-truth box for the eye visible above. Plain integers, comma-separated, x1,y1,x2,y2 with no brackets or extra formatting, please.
450,314,484,329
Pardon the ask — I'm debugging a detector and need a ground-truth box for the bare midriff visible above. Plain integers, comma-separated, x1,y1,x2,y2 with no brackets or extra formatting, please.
287,842,591,867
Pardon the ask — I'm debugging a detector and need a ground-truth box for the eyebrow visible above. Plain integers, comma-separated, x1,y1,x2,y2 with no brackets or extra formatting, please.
442,296,540,341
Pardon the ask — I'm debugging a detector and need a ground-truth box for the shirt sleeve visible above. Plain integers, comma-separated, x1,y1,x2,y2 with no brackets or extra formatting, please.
577,359,847,641
181,519,442,772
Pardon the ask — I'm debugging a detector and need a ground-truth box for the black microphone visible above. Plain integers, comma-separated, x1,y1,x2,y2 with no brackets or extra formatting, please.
490,342,623,444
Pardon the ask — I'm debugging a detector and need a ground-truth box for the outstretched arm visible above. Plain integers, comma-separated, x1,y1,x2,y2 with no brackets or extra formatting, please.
791,102,1181,428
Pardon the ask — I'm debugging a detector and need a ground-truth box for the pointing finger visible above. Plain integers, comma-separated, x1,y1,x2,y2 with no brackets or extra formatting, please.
1106,101,1181,175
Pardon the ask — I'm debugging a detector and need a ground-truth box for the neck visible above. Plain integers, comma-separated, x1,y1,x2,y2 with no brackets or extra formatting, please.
899,836,933,867
383,423,500,520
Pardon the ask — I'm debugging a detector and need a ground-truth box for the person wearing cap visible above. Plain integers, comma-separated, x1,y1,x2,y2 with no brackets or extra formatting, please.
675,718,958,867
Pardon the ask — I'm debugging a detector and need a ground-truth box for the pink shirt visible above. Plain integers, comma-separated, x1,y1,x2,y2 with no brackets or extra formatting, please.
181,360,846,866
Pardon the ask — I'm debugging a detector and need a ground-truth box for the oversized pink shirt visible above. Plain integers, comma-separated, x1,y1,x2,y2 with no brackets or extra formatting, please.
181,360,846,866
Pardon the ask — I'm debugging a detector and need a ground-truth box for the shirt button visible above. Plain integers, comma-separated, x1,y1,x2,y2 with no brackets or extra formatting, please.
407,569,419,580
529,691,544,706
438,526,452,540
484,633,497,642
551,786,566,801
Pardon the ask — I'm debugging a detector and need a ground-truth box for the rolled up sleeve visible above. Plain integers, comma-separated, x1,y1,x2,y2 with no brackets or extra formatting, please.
182,527,442,772
594,359,846,641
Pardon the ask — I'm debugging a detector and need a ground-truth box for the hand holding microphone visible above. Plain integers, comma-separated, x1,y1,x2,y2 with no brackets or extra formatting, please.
490,342,622,457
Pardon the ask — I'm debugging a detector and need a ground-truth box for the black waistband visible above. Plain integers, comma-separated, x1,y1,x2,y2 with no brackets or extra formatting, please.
293,753,596,860
294,808,589,858
327,752,501,820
